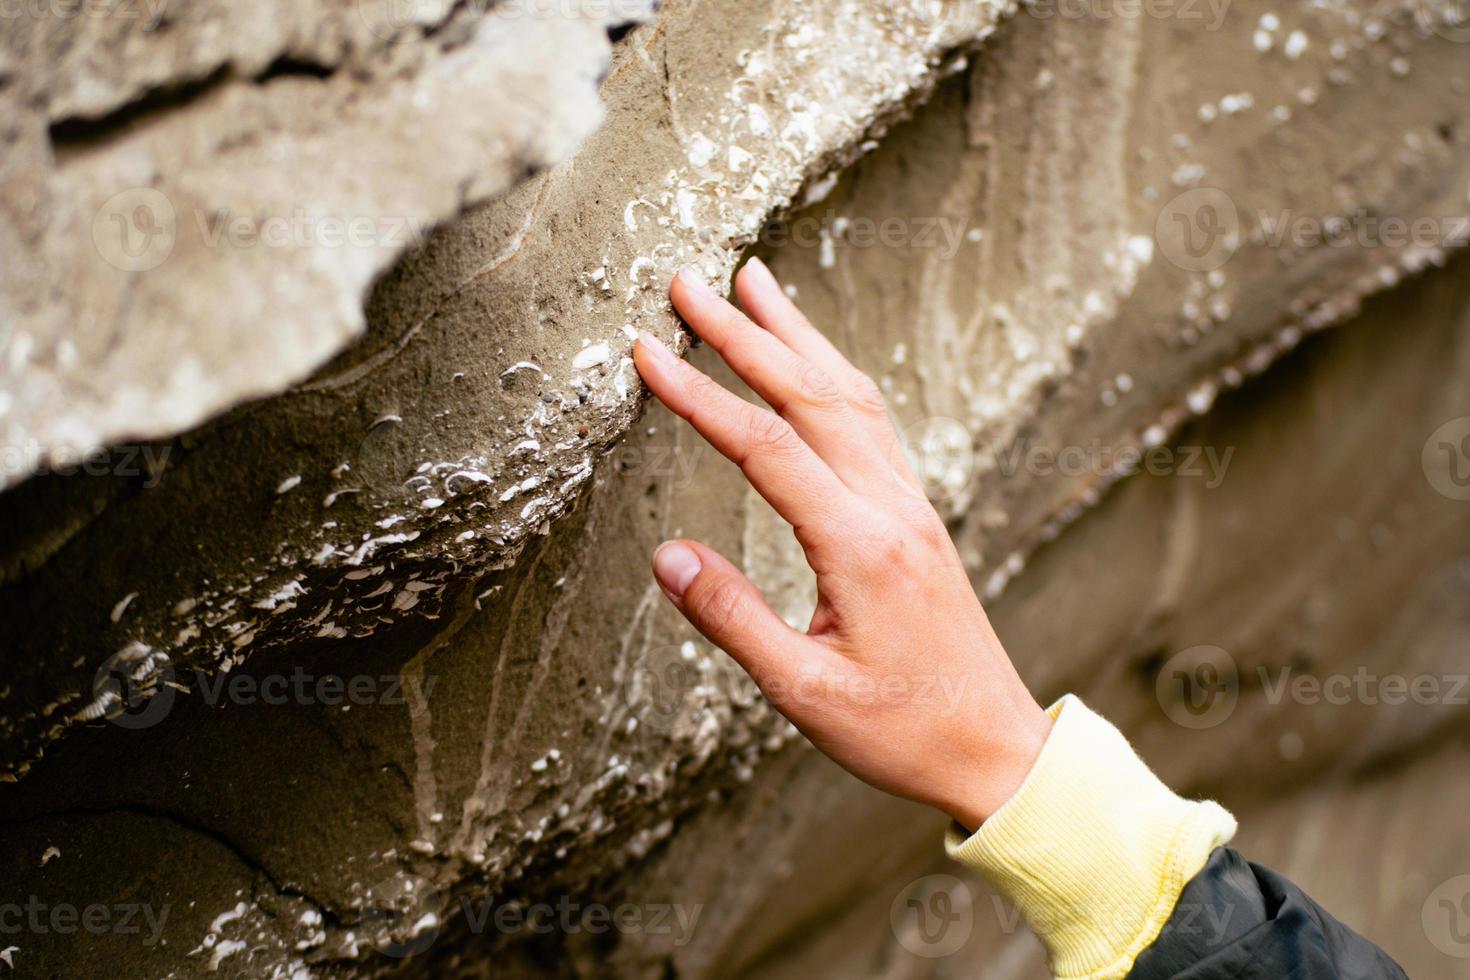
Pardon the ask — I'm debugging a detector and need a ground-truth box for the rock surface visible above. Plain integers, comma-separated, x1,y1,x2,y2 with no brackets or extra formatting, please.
0,0,623,489
0,0,1022,784
2,0,1470,977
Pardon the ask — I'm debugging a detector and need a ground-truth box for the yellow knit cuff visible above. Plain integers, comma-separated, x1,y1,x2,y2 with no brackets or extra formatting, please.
945,695,1236,979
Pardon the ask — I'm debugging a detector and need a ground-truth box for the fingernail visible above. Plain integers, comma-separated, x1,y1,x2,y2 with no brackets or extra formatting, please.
637,330,675,367
676,267,716,300
745,255,777,289
653,542,701,598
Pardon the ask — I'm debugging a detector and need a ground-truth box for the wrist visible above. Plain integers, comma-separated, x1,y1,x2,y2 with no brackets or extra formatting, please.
937,696,1052,832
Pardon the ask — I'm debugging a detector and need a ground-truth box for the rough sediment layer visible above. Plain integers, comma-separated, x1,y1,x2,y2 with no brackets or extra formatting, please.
0,0,627,489
0,0,1021,783
2,0,1470,976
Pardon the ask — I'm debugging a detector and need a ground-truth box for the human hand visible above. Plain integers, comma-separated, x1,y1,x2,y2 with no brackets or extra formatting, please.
633,261,1051,831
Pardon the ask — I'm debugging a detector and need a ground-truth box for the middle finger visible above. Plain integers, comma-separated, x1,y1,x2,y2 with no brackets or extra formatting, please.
670,269,904,502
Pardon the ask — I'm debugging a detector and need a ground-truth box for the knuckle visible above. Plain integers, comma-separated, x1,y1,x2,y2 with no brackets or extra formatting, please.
698,577,748,636
846,523,903,571
887,496,957,552
793,361,843,409
872,533,914,571
791,520,828,556
847,373,889,416
851,516,950,580
894,494,943,532
744,409,798,456
911,512,958,555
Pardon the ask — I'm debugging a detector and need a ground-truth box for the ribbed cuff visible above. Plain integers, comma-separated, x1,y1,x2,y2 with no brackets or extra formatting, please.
945,695,1236,979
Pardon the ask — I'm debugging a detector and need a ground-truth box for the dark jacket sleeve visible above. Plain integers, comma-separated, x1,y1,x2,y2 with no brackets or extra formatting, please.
1127,846,1407,979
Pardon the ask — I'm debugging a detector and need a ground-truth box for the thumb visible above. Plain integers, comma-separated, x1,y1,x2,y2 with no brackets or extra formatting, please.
651,539,805,682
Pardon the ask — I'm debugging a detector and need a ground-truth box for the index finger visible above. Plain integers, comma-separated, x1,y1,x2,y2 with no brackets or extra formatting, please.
634,330,860,557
